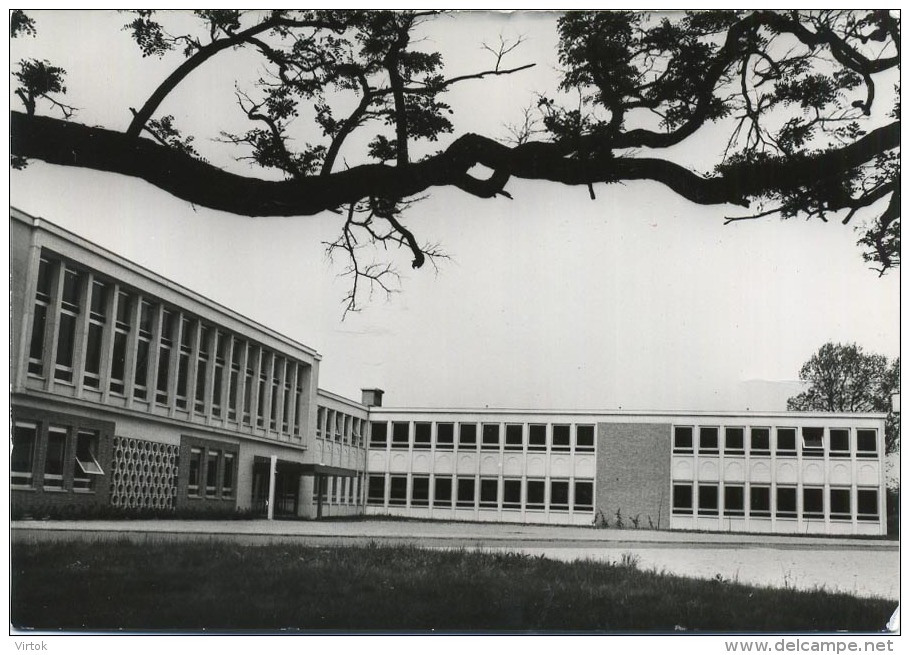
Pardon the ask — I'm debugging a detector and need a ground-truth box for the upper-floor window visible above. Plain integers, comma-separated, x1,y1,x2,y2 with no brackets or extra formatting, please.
504,424,523,451
749,427,771,455
459,423,477,449
134,300,153,400
829,429,850,458
528,424,547,452
698,427,719,455
110,291,132,395
54,267,82,383
28,259,52,376
551,424,571,452
481,424,500,450
856,429,878,457
724,427,745,455
776,428,797,456
673,426,693,454
391,421,410,448
436,423,454,450
801,427,824,458
414,422,431,449
370,421,388,447
83,280,107,389
575,425,595,452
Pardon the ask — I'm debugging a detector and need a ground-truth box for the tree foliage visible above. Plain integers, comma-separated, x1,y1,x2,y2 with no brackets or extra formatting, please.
9,10,900,311
787,342,900,453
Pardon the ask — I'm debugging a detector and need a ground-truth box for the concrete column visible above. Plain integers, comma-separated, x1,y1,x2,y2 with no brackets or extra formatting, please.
298,475,315,518
266,454,277,520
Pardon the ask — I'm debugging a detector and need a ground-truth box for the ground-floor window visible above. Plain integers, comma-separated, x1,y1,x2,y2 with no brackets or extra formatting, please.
549,480,569,510
433,476,452,508
724,485,744,517
672,483,693,515
479,478,498,508
750,485,771,517
803,487,824,519
11,422,37,487
857,489,879,521
698,484,719,516
456,477,475,508
776,486,797,519
525,479,545,510
388,475,407,506
574,480,593,511
829,488,851,520
411,476,429,507
503,479,521,509
367,475,385,505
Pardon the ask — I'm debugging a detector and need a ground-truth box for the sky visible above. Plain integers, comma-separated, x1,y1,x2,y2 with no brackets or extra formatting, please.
8,10,901,412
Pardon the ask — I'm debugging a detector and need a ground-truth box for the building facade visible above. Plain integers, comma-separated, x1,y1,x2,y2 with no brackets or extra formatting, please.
9,208,888,535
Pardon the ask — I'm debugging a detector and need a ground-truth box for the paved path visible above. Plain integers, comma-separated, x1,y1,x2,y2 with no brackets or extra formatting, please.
11,517,897,549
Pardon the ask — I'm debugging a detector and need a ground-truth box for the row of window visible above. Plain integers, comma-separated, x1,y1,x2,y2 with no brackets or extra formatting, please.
671,483,880,521
312,475,362,505
369,421,596,453
27,255,309,438
11,420,104,492
186,447,236,499
367,474,594,512
673,426,879,458
316,406,366,448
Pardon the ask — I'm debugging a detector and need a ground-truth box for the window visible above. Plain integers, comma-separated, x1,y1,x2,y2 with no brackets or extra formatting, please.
505,424,523,451
28,257,52,376
456,477,475,508
724,485,744,517
156,310,175,405
698,427,719,455
528,424,547,451
187,447,203,496
370,421,388,447
829,429,850,457
856,429,878,457
242,350,254,426
73,430,103,492
255,352,269,427
829,488,851,520
205,451,219,496
316,407,326,438
228,339,242,420
776,486,797,518
480,478,498,508
54,267,81,383
551,425,571,452
481,424,500,450
750,485,771,518
44,427,67,489
414,422,432,449
109,291,132,395
134,301,152,400
801,427,824,457
367,475,385,505
550,480,569,510
574,480,594,511
672,483,693,515
459,423,477,449
724,427,745,455
222,453,235,498
176,318,194,409
502,479,522,509
673,426,694,454
436,423,454,450
391,422,410,448
433,477,452,507
196,326,211,415
776,428,797,456
292,375,304,439
857,489,879,521
411,476,430,507
83,280,107,389
698,484,719,516
525,479,545,510
750,427,771,455
11,422,38,487
576,425,595,452
388,475,407,506
803,487,824,519
212,332,227,418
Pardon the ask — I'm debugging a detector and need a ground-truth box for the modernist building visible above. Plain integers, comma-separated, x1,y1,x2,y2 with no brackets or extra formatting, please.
9,208,888,535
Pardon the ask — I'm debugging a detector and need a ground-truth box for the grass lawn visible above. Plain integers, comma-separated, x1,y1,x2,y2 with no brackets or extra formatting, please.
10,540,895,633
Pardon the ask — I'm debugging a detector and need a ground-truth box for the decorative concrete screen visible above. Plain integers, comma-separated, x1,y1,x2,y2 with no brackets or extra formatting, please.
109,436,179,510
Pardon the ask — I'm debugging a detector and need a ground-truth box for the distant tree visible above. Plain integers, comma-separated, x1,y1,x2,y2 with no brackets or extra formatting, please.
10,10,900,310
787,342,900,453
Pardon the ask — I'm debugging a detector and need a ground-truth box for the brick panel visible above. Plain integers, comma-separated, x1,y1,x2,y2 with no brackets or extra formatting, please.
596,422,671,529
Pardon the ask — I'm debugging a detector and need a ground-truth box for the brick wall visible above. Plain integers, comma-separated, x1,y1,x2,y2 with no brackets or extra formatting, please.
595,422,671,529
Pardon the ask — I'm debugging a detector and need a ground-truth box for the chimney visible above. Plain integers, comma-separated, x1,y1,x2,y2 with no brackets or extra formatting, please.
361,388,384,407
